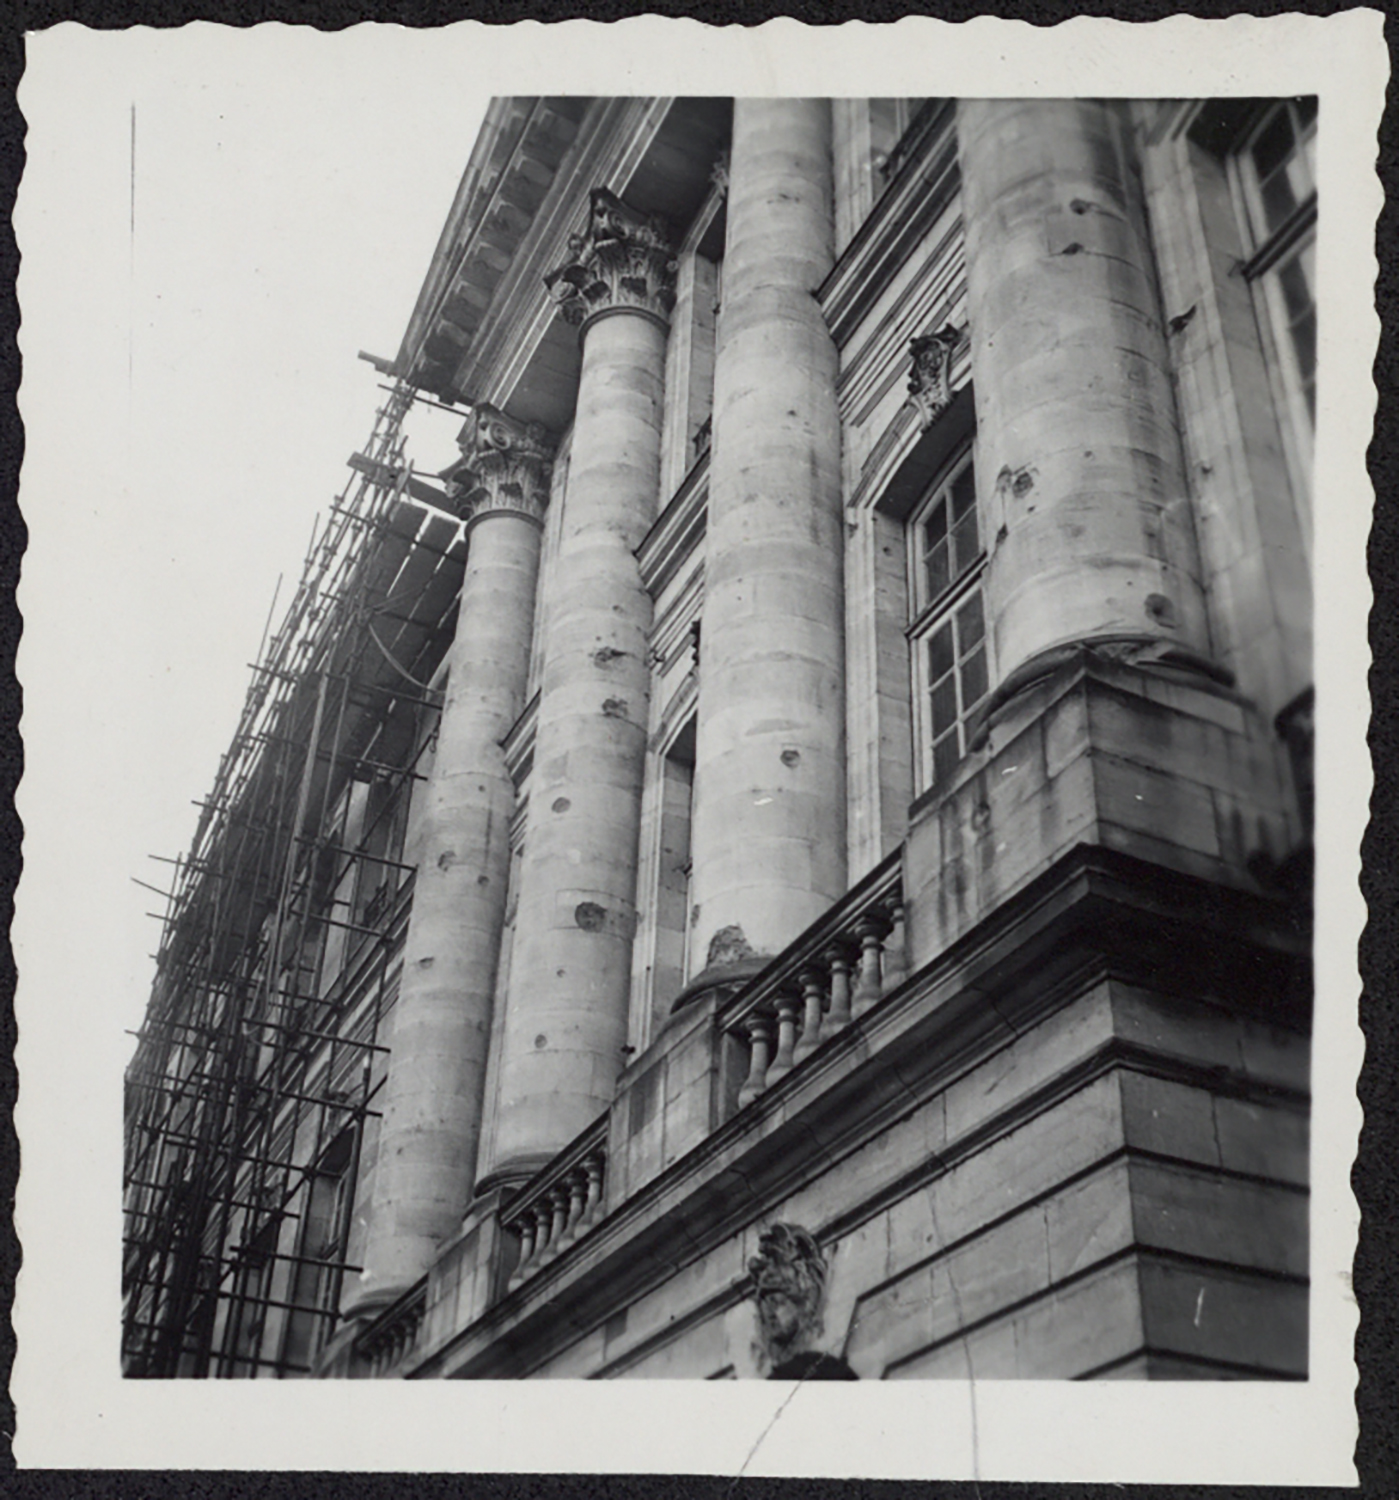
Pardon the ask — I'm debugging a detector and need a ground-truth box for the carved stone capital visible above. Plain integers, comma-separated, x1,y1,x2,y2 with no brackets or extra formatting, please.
544,187,677,330
906,323,965,431
440,404,554,529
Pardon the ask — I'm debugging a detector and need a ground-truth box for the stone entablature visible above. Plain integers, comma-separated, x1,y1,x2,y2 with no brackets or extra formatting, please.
544,187,678,329
440,403,555,529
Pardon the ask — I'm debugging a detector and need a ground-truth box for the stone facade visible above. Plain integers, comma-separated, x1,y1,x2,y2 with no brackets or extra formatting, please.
125,96,1315,1382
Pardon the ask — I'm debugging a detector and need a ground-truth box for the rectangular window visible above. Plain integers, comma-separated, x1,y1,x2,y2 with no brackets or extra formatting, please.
909,453,989,795
1234,98,1317,508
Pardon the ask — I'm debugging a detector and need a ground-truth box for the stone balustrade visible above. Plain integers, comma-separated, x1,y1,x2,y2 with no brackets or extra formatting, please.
504,1117,609,1291
352,1277,427,1377
720,852,905,1114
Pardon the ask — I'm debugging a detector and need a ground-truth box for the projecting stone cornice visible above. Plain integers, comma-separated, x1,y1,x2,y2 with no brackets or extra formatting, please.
544,187,678,331
439,404,555,529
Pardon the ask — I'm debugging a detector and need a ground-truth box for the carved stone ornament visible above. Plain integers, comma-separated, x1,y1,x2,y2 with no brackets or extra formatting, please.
748,1222,859,1379
543,187,678,329
439,404,554,528
906,323,964,431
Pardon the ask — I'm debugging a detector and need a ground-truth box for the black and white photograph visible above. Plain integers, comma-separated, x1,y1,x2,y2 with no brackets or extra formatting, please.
11,13,1381,1482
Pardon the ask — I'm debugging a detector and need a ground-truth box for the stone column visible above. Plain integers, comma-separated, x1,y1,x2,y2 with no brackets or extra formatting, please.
482,189,675,1186
349,406,552,1312
958,99,1211,695
685,99,847,993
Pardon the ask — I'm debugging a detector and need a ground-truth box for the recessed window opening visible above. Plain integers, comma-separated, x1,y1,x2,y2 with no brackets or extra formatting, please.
908,451,989,795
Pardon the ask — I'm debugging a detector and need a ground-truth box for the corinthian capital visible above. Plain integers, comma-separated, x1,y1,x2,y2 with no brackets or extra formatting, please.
440,405,555,529
544,188,677,329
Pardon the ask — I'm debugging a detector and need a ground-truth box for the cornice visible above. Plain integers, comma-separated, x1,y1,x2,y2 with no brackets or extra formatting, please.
637,449,709,597
453,99,675,407
819,101,960,350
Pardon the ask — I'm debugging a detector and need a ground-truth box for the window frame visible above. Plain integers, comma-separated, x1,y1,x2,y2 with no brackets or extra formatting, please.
906,447,992,797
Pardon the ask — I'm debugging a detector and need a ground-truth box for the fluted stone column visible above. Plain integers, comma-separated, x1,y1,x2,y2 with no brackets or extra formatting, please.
686,99,847,992
482,190,675,1185
349,407,551,1311
958,99,1211,693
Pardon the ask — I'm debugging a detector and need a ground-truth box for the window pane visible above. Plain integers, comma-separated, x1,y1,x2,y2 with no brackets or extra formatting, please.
924,538,950,601
930,674,958,736
1277,242,1315,322
1259,170,1300,234
956,592,985,651
922,499,948,548
951,464,977,519
960,644,988,708
1250,107,1295,184
951,509,980,577
926,622,954,680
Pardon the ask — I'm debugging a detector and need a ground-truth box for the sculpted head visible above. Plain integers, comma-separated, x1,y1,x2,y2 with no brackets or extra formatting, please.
748,1222,827,1368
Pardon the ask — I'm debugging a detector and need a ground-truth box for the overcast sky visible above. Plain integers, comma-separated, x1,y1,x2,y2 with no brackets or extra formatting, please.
18,27,486,1047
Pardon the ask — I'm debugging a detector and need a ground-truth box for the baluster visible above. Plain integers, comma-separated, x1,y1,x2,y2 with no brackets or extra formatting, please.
508,1213,538,1289
736,1011,774,1110
765,991,802,1085
792,965,827,1066
581,1152,605,1228
851,913,890,1018
537,1185,571,1265
824,943,854,1031
881,897,908,993
526,1202,552,1271
556,1167,588,1250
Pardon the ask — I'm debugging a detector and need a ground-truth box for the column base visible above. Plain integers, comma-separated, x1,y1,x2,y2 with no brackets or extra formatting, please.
906,645,1302,970
670,957,769,1014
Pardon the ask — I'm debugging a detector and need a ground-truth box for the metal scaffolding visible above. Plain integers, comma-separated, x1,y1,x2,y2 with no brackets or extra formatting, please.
122,380,467,1378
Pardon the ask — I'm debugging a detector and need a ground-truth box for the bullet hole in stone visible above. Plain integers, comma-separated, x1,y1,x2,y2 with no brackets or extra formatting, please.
552,797,571,813
1168,305,1198,336
592,645,626,666
1145,593,1179,628
437,850,458,870
417,956,435,970
535,1033,548,1049
1069,198,1093,215
575,901,607,931
781,748,801,768
1012,470,1035,498
996,523,1009,544
477,875,490,887
971,801,992,831
601,697,628,718
1060,242,1084,256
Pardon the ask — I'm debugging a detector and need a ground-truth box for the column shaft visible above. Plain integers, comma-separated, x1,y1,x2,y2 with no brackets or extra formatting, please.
485,192,674,1182
687,98,847,984
958,99,1211,688
350,413,548,1310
